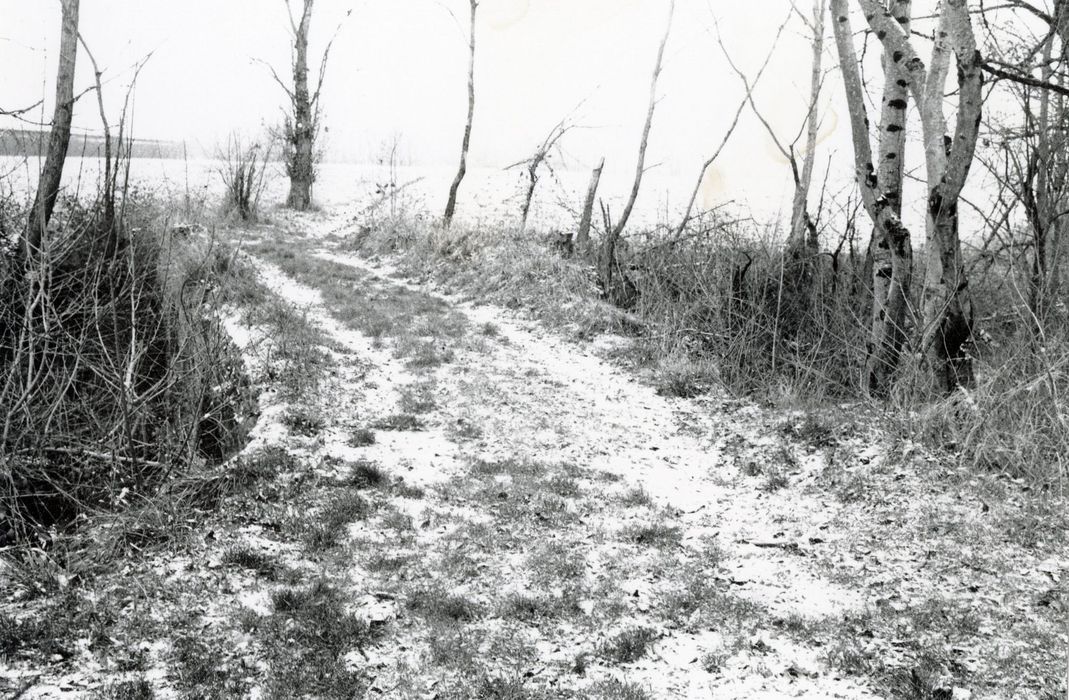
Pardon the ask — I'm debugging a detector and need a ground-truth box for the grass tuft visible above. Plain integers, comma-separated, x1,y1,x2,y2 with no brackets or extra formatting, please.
348,427,376,447
304,491,370,550
222,545,279,579
282,406,326,437
371,413,426,431
620,522,682,548
407,587,482,623
599,626,659,664
348,459,387,489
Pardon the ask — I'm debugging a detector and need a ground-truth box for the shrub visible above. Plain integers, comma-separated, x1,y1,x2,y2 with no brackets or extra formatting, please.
217,134,273,222
0,191,252,543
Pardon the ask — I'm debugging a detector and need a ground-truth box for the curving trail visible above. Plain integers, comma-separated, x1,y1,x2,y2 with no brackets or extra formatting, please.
243,211,882,699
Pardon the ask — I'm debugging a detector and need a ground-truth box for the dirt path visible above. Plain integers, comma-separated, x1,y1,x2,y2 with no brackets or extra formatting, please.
242,206,1066,699
238,219,887,698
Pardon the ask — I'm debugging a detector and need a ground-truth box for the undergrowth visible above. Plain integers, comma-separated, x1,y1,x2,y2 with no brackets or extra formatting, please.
345,203,1069,491
0,190,255,546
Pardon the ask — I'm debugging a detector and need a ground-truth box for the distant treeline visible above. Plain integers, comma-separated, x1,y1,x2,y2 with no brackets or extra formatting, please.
0,128,187,159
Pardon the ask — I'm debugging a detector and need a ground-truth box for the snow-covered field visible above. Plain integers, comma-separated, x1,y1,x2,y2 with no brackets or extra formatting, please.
0,155,754,234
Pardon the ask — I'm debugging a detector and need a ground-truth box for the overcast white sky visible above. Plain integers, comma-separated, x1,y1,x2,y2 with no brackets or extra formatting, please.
2,1,1031,225
0,1,852,208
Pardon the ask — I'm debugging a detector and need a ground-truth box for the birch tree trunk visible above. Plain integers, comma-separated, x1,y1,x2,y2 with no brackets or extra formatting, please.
831,0,915,396
856,0,983,393
443,0,478,228
24,0,80,261
867,0,914,395
918,3,982,392
286,0,315,210
575,157,604,249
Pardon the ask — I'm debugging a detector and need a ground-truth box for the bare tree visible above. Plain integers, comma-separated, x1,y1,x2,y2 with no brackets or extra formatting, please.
835,0,983,394
575,157,605,249
23,0,80,261
789,0,828,253
974,0,1069,319
443,0,478,228
509,118,572,231
77,35,151,250
610,0,675,241
596,0,674,306
260,0,347,210
677,13,789,239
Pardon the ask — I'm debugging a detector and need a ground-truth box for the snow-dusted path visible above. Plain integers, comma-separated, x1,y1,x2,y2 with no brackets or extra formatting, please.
243,214,884,698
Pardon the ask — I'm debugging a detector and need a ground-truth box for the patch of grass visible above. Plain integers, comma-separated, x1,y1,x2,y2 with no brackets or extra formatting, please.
546,474,581,498
620,486,654,507
391,479,425,499
438,545,483,582
94,679,155,699
820,603,984,694
470,457,538,478
371,413,426,431
398,380,438,414
0,612,64,660
781,412,840,449
762,463,791,492
365,552,416,573
407,587,482,623
660,554,729,628
773,612,811,634
348,427,376,447
246,293,334,400
488,486,576,528
251,291,335,350
380,508,415,532
599,626,659,664
740,458,763,477
701,649,729,673
588,679,653,700
399,339,456,368
281,406,326,437
304,491,370,550
498,593,556,622
426,621,478,667
620,522,682,548
255,580,375,697
439,672,554,699
348,459,387,489
252,248,472,370
527,542,586,588
450,417,484,441
739,447,795,492
222,545,278,579
173,632,248,698
655,360,716,399
480,322,500,337
0,590,102,662
816,448,869,503
230,445,298,488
